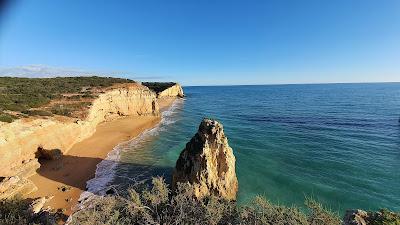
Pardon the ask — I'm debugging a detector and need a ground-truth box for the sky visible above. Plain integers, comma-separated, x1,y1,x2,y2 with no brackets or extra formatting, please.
0,0,399,86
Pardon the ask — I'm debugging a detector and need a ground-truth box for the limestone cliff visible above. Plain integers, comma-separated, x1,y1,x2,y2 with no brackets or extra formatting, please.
172,119,238,200
0,83,159,198
157,83,184,98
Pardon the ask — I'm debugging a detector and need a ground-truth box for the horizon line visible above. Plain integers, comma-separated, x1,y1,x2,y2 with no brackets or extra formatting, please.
1,75,399,87
183,81,400,87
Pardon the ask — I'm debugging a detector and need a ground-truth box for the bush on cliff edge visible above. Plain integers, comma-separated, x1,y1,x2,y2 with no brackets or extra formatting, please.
3,178,397,224
70,177,341,225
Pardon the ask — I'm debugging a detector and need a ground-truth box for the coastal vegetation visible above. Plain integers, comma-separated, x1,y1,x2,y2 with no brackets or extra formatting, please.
0,177,340,225
142,82,177,94
0,197,65,225
3,177,398,225
0,76,135,122
0,77,181,123
70,177,342,225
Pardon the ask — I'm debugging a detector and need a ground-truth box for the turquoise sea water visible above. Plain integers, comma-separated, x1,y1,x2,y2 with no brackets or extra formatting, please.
99,83,400,213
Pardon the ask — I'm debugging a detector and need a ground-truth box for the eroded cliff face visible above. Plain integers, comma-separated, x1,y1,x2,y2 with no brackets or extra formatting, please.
157,83,184,98
172,119,238,200
0,83,159,198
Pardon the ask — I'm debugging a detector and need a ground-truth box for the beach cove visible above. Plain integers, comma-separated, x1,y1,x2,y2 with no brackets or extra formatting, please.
26,97,177,215
0,80,183,217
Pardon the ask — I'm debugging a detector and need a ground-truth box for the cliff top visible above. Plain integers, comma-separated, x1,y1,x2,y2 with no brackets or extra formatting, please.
0,77,182,123
142,82,178,94
0,76,137,122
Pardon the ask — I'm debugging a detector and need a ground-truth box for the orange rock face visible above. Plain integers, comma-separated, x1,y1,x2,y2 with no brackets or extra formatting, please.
0,84,159,178
0,82,184,199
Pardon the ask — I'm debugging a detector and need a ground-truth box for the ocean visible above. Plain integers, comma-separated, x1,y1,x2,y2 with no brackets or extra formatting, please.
85,83,400,213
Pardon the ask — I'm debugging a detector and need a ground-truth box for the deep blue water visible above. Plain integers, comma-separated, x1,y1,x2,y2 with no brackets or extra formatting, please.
107,83,400,212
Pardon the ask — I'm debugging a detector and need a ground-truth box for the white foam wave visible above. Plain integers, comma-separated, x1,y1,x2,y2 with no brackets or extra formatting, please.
74,98,184,212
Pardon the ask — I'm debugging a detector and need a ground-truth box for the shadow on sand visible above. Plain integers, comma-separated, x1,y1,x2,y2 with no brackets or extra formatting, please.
36,154,174,193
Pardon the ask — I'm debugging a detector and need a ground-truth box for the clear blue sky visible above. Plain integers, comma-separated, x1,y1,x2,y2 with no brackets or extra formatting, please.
0,0,399,85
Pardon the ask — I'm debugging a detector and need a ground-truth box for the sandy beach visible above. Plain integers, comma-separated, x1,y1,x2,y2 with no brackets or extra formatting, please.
27,98,176,215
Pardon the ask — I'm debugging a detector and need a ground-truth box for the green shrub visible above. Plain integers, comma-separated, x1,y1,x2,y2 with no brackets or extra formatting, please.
66,95,82,100
0,197,31,225
69,177,342,225
0,113,17,123
3,104,29,112
49,102,92,118
81,93,94,98
142,82,176,93
369,209,400,225
240,196,309,225
51,105,72,116
306,197,341,225
21,110,53,117
0,197,61,225
2,177,398,225
0,76,134,114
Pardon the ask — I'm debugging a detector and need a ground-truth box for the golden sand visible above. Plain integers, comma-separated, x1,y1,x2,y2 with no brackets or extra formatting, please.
28,98,176,215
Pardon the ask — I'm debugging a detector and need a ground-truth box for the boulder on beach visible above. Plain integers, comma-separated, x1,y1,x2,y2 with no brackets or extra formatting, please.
29,196,53,214
36,147,63,160
172,118,238,200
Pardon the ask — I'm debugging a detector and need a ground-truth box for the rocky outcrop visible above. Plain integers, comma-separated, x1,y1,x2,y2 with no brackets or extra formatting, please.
29,196,53,214
343,210,370,225
0,83,159,198
343,209,400,225
172,119,238,200
157,83,184,98
36,147,63,160
0,176,37,199
0,159,40,198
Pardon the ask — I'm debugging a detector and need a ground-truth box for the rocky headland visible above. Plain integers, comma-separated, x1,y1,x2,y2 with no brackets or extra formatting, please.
0,84,158,176
0,79,184,210
157,83,184,98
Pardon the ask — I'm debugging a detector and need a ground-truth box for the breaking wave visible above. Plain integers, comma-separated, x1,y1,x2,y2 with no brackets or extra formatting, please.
75,98,184,210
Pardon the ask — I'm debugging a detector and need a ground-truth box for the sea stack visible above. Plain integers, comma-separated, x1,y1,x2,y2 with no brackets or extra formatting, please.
172,118,238,200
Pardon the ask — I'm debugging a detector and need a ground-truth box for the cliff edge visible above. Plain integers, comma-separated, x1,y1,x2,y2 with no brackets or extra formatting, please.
0,81,183,199
142,82,184,98
172,118,238,200
157,83,184,98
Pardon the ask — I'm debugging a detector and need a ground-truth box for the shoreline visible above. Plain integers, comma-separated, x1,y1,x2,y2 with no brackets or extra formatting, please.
27,98,177,215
